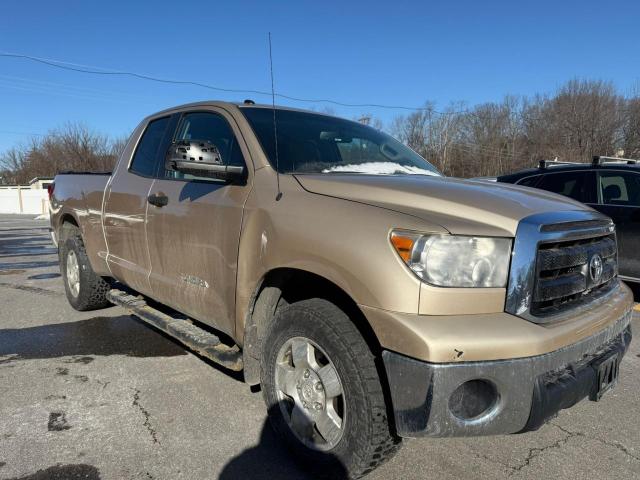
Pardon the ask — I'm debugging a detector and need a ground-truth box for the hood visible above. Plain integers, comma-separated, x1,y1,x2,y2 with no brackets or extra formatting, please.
294,174,590,236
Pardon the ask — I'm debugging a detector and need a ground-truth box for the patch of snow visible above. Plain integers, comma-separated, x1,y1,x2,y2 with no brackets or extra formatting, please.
322,162,440,176
35,213,50,220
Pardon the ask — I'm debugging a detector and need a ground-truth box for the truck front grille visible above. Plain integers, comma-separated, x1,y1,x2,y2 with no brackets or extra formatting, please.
505,212,619,324
531,233,617,315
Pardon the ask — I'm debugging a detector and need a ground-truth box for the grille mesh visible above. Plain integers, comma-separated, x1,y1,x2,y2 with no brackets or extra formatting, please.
531,233,617,315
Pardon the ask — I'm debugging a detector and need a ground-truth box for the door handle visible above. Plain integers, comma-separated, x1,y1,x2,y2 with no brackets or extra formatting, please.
147,193,169,208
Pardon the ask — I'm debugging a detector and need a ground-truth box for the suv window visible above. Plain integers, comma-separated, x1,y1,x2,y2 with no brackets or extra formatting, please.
516,175,541,187
535,171,591,202
162,112,245,181
598,171,640,206
130,116,171,177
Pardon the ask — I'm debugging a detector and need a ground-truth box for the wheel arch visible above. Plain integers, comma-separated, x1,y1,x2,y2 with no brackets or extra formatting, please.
57,212,80,243
242,267,382,386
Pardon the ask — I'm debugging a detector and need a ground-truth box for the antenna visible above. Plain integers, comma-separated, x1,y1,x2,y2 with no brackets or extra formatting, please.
268,32,282,201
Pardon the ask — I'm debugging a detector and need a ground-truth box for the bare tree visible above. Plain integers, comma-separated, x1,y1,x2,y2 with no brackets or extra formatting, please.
390,103,434,159
622,91,640,159
523,79,624,163
0,147,27,184
388,80,633,178
0,123,126,184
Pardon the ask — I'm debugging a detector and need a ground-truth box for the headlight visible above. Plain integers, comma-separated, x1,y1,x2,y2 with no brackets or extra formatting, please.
391,231,512,287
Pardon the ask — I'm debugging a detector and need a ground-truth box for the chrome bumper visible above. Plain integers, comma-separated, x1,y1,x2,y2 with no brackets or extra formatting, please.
383,307,633,438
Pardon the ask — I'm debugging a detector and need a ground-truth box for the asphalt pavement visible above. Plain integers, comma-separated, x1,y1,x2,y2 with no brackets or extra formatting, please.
0,214,638,480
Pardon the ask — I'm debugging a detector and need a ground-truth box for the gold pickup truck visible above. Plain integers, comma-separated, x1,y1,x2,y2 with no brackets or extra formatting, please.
49,101,633,478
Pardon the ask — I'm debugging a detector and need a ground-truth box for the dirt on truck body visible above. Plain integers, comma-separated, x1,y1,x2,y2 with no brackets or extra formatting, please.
49,101,634,478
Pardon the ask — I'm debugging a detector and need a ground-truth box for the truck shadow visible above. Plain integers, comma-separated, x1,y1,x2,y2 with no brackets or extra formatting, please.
0,260,59,270
0,313,246,382
0,232,49,240
0,234,57,259
0,315,189,362
219,404,348,480
3,464,101,480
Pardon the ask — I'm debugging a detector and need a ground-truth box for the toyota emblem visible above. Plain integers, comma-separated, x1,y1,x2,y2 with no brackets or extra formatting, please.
589,254,603,283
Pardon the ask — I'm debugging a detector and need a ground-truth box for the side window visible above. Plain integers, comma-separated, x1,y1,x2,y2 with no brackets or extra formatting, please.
598,171,640,206
535,171,591,203
130,117,171,177
516,175,541,187
163,112,245,181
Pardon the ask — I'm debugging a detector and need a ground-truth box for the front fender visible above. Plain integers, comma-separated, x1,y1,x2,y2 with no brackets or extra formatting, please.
234,172,446,339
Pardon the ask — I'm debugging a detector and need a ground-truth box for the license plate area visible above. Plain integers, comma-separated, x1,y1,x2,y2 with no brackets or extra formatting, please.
591,352,620,401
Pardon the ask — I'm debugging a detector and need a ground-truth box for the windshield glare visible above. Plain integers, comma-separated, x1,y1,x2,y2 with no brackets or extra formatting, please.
241,107,441,176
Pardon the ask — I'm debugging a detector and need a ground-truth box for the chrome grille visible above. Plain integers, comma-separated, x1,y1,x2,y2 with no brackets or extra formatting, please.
532,233,617,315
505,211,618,324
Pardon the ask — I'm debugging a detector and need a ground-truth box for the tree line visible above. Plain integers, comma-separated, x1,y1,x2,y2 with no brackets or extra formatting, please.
1,78,639,184
389,79,640,177
0,124,126,185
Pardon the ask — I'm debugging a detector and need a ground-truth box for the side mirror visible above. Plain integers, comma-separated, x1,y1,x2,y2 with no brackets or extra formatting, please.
165,140,245,181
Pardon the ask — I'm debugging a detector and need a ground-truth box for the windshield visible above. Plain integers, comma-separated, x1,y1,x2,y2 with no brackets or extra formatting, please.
241,107,441,176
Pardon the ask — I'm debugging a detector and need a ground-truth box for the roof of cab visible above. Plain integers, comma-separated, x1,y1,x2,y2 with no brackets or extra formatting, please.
148,100,340,118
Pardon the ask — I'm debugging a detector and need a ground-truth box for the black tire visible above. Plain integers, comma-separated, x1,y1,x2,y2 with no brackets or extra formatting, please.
261,298,401,479
59,226,110,311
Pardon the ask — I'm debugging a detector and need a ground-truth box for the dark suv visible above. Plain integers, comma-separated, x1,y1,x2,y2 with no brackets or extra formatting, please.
498,157,640,283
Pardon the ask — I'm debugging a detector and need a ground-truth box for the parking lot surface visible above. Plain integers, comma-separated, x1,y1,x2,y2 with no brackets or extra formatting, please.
0,214,639,480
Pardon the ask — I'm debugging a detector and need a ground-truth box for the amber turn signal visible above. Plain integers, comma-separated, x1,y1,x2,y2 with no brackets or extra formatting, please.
390,232,417,262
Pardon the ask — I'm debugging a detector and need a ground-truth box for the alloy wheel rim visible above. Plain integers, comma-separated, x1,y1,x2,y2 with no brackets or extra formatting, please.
275,336,346,451
66,250,80,298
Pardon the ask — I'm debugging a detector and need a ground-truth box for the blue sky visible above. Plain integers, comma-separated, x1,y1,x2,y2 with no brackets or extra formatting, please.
1,0,639,152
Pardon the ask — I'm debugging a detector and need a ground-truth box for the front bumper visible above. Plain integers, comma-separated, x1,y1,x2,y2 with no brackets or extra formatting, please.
382,309,633,437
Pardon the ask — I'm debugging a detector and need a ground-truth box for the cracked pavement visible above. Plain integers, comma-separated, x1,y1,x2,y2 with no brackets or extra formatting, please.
0,214,639,480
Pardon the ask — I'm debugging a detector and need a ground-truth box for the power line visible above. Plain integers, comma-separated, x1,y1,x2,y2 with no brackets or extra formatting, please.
4,52,639,120
0,129,45,136
0,78,138,105
0,73,146,99
0,51,473,114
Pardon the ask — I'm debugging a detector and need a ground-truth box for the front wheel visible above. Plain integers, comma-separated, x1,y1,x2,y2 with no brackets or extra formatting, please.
261,298,400,478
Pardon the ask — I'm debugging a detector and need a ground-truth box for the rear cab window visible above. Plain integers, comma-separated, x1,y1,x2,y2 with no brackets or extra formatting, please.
129,116,172,177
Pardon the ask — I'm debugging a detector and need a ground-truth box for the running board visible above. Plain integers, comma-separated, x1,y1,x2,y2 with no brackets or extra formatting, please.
107,288,243,371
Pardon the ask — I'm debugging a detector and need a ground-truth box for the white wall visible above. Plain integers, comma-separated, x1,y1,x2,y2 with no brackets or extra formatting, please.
0,188,50,214
0,189,22,213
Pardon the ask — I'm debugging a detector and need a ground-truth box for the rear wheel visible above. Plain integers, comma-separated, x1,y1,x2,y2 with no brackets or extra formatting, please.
261,298,400,478
60,226,110,311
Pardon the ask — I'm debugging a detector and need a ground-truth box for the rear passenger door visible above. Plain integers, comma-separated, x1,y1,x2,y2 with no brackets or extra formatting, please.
589,171,640,281
103,115,177,295
144,109,252,336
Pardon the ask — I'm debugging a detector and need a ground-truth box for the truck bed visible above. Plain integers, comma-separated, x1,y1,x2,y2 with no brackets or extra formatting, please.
50,172,111,275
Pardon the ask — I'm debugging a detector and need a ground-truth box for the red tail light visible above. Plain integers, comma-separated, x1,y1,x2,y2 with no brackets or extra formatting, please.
47,182,55,201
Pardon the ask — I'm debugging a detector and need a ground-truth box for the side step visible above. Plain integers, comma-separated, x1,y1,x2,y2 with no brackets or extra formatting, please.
107,288,243,371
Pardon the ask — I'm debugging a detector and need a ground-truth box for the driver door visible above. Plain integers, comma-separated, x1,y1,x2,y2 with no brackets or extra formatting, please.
145,109,252,335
